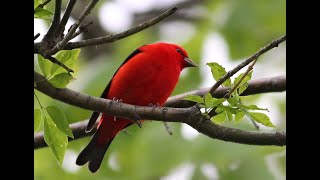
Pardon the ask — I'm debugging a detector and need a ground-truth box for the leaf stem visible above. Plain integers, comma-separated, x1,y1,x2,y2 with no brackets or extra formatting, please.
34,92,43,109
34,0,52,12
225,58,258,98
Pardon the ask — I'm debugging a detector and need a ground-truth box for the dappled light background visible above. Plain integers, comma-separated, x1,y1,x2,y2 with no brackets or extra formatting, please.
34,0,286,179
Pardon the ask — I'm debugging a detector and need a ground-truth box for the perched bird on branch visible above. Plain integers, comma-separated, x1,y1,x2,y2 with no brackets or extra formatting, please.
76,42,198,173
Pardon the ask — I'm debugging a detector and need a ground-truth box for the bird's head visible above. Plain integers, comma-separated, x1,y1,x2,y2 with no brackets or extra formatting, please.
140,43,198,70
167,43,198,69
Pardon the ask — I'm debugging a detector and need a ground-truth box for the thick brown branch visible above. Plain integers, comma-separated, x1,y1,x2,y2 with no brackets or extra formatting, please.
63,7,178,50
186,115,286,146
209,35,286,95
34,72,286,149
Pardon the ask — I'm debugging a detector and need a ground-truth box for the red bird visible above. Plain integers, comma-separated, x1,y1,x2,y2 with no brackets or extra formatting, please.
76,43,197,173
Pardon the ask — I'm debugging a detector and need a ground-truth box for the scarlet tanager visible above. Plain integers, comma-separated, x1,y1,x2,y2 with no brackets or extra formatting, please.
76,43,198,173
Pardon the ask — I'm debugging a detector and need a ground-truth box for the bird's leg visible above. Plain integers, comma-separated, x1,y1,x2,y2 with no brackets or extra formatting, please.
111,97,123,122
112,97,142,127
131,105,142,128
149,103,173,135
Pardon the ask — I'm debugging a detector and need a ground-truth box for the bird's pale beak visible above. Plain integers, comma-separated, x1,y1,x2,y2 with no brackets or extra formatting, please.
184,57,198,67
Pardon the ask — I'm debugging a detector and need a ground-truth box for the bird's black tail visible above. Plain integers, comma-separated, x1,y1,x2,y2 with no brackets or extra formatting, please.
76,130,114,173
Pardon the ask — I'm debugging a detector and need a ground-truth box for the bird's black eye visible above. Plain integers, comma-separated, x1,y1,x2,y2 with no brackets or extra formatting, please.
176,48,183,55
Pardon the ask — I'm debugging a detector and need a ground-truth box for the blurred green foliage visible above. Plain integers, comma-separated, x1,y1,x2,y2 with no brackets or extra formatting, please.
34,0,286,179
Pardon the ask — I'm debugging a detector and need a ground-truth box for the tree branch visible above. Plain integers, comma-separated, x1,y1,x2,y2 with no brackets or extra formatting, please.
45,0,100,56
34,33,40,41
209,35,286,95
34,72,286,149
70,21,93,40
164,75,286,108
33,7,178,55
55,0,77,37
44,56,74,74
44,0,62,40
62,7,178,50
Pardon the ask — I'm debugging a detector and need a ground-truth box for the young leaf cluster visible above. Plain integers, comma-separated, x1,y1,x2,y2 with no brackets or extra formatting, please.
185,62,274,127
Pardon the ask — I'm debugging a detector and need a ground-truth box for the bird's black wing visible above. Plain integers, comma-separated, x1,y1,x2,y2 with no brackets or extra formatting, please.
85,49,143,132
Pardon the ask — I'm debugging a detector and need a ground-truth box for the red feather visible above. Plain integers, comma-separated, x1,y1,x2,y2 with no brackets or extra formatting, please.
76,43,197,173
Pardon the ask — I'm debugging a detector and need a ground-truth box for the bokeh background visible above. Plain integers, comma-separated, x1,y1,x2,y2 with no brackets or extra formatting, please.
34,0,286,179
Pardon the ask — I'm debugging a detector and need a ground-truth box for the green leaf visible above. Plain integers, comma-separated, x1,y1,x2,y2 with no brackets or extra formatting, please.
226,111,233,121
246,112,275,127
235,111,245,123
247,105,269,111
204,93,215,108
211,112,226,124
237,104,269,111
227,96,238,106
38,54,52,78
184,95,204,104
34,7,53,20
45,106,74,138
238,82,249,95
234,71,253,87
43,112,68,164
34,0,42,9
197,104,206,108
216,105,239,114
213,98,226,107
51,49,81,76
34,109,43,132
206,62,231,87
48,73,74,88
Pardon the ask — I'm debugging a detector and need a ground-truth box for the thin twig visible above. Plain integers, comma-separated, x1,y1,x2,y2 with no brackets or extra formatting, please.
35,0,52,11
70,21,93,40
162,122,173,135
55,0,77,37
34,92,43,109
224,58,258,98
208,35,286,95
46,0,100,56
34,33,40,40
45,56,74,74
63,7,178,50
44,0,62,40
250,116,260,130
